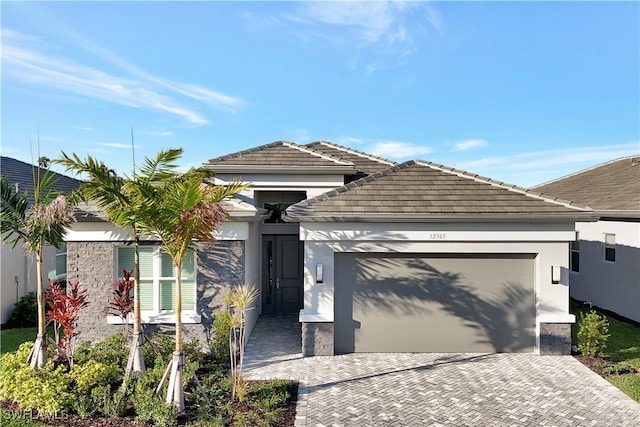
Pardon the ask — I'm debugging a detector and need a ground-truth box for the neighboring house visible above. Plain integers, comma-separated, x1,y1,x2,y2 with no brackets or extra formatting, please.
534,156,640,323
65,141,594,355
0,156,82,324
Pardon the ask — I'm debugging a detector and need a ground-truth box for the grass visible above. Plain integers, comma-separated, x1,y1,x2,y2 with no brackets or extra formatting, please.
0,327,55,355
0,327,39,355
571,299,640,402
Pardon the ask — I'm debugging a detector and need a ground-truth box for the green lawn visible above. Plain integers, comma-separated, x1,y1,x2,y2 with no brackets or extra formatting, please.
0,327,53,355
571,300,640,402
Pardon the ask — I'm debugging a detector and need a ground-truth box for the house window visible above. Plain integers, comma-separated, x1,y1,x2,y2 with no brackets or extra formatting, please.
49,244,67,281
570,235,580,273
604,233,616,262
116,246,197,314
56,244,67,277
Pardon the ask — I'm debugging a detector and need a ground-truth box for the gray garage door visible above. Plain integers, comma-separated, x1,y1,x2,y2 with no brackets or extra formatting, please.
334,253,535,353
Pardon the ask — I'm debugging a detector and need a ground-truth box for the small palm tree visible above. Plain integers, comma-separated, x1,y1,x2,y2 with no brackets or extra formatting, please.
0,166,75,369
57,152,148,377
129,148,247,410
56,150,186,376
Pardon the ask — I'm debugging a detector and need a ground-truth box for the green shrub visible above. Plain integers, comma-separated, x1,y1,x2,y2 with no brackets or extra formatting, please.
90,385,129,417
211,310,232,361
603,362,634,376
131,388,177,427
0,345,72,416
85,333,128,369
577,310,610,357
6,293,37,328
70,360,121,395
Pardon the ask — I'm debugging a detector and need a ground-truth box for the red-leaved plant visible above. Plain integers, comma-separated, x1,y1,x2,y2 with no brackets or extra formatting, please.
45,279,89,369
109,268,134,337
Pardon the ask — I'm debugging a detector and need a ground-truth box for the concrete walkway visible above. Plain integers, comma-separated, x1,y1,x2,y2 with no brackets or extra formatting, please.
244,315,640,426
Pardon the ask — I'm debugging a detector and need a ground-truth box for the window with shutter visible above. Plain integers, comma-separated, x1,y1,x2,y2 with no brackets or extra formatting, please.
115,246,197,316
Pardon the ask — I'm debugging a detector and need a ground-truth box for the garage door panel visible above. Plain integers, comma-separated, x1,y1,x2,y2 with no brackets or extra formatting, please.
335,253,535,353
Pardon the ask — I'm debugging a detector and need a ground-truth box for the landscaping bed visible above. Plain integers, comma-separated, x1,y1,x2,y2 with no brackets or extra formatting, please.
0,332,297,426
571,299,640,403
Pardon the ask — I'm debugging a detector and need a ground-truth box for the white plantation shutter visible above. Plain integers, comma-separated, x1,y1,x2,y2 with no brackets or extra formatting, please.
116,246,197,314
139,280,154,310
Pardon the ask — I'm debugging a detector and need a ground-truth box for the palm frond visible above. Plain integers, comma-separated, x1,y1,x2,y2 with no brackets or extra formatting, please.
0,177,28,248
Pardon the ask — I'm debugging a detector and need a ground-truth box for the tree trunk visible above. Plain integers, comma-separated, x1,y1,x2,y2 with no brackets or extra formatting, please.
29,248,47,368
126,236,145,377
165,261,184,410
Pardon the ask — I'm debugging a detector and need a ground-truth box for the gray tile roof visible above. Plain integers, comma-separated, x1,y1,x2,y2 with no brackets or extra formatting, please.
1,156,82,205
204,141,356,173
305,141,396,176
533,155,640,213
285,160,593,222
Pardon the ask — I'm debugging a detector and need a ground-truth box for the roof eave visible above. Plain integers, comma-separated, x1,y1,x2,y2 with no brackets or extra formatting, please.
594,210,640,220
284,212,598,223
205,165,357,175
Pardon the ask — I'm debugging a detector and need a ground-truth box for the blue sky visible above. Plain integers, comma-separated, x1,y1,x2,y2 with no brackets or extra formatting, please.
2,1,638,187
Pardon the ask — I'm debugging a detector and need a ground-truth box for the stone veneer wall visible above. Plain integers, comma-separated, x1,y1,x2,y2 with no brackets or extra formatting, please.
302,322,334,356
67,240,244,348
539,323,572,355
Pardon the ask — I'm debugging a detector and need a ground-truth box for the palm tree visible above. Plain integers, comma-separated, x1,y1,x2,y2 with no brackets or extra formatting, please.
130,149,246,410
56,151,179,377
0,166,75,369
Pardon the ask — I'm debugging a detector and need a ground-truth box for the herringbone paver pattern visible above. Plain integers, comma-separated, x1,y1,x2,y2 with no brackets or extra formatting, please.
244,315,640,426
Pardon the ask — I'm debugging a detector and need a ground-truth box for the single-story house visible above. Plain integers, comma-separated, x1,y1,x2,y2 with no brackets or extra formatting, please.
66,141,595,355
534,155,640,323
1,156,82,324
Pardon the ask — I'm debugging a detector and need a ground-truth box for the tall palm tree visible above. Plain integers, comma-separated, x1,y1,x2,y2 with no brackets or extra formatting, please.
56,150,181,376
0,166,75,369
130,149,246,410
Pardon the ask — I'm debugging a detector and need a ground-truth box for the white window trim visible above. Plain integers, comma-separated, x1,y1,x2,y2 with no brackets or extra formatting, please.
569,234,580,274
604,233,616,263
107,313,201,325
114,246,199,322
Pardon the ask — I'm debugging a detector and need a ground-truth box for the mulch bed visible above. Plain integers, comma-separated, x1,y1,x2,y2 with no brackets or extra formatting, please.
573,354,638,378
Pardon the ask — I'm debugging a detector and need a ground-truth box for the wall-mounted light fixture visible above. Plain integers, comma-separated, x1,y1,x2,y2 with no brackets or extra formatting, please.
551,265,561,284
316,264,323,283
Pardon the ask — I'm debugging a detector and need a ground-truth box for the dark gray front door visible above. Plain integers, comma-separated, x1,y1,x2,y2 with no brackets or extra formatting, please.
262,235,303,314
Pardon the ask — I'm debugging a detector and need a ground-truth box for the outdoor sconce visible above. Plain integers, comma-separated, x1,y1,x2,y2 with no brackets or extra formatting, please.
316,264,323,283
551,265,561,284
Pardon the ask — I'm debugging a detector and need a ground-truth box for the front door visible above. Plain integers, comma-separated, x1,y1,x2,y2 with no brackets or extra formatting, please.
262,235,304,314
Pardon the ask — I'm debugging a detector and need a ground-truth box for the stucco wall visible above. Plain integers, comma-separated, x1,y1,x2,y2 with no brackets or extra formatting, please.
1,243,56,324
571,220,640,322
68,240,245,348
298,221,576,355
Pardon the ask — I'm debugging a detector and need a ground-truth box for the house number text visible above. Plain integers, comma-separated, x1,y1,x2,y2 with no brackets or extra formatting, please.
429,233,447,240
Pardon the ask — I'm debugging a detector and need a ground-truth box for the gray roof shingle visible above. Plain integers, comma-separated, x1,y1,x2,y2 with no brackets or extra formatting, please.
1,156,82,205
285,160,593,222
533,155,640,213
305,141,396,176
204,141,356,173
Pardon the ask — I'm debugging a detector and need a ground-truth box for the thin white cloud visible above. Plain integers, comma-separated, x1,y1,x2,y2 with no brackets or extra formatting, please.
454,139,487,152
288,129,313,143
267,1,441,56
73,126,94,131
369,141,432,159
454,142,640,187
2,29,246,124
98,142,140,149
459,143,640,172
144,130,174,137
335,136,364,145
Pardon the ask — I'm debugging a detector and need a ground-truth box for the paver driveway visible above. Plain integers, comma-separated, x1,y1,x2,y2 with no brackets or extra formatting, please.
244,315,640,426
